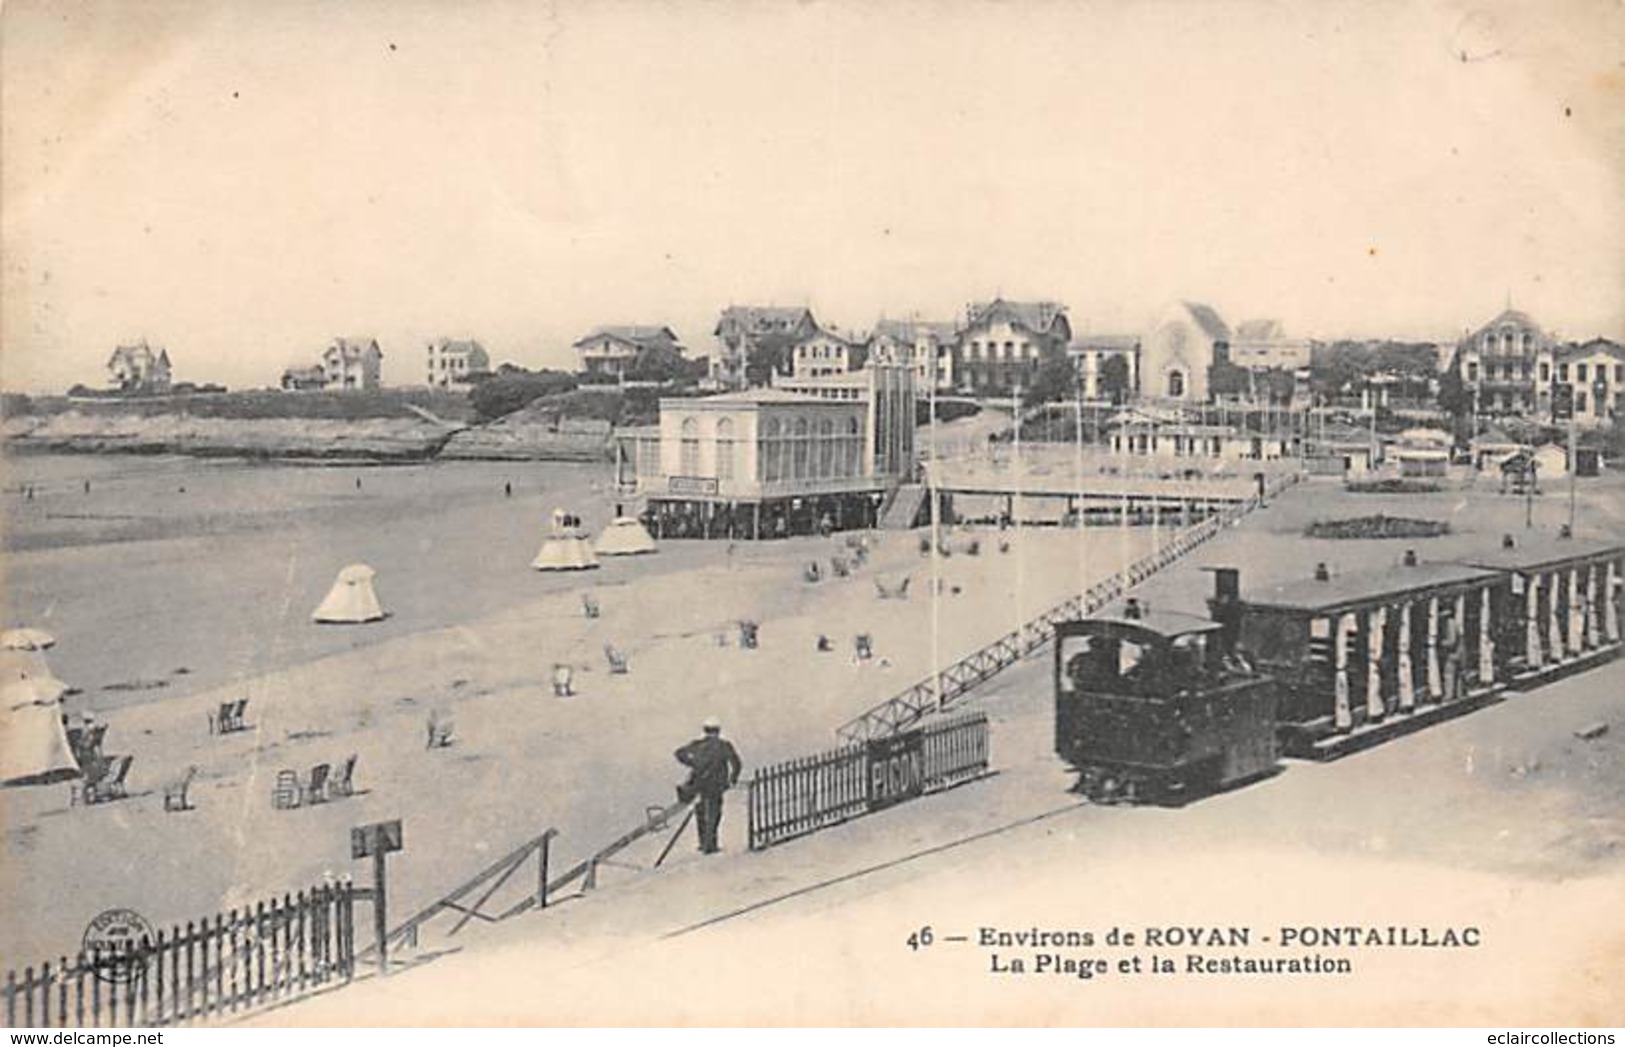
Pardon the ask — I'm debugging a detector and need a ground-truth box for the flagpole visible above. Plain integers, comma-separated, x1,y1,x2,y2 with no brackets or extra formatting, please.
928,350,943,709
1075,377,1087,602
1013,383,1026,635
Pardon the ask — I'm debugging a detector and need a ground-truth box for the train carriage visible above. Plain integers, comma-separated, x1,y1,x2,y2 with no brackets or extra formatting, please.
1456,534,1624,688
1053,599,1279,804
1234,556,1504,759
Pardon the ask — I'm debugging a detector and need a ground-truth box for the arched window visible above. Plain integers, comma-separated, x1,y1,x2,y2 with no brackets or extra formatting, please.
761,416,781,481
680,417,700,476
818,417,835,477
792,417,811,479
716,417,735,481
1167,370,1186,398
845,415,864,475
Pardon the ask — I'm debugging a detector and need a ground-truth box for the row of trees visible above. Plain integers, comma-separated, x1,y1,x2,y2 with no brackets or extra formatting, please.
1021,346,1132,407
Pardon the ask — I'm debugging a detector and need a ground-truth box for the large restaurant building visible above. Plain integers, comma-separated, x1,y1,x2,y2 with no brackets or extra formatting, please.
618,365,916,539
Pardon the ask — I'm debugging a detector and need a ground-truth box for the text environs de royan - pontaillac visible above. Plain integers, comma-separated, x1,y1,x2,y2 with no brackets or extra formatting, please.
976,925,1482,949
977,925,1480,980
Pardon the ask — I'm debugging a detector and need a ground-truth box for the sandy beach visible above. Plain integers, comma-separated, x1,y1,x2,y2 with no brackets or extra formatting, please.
1,451,1161,963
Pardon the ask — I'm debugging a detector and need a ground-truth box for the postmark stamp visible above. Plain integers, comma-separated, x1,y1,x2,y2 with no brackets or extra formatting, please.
81,908,154,983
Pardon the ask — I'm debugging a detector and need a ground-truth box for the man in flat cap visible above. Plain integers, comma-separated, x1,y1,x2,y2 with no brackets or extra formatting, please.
675,716,743,855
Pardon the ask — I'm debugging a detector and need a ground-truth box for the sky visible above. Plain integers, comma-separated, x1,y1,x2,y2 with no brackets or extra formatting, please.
3,0,1623,393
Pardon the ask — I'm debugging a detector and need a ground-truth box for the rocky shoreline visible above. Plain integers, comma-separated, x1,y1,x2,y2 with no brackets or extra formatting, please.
0,409,614,462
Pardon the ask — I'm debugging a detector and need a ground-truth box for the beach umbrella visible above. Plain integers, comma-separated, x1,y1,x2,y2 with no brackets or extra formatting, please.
1,628,56,651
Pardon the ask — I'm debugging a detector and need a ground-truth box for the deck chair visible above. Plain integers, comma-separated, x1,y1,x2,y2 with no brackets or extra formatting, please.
874,576,911,600
830,556,850,578
91,755,133,804
854,634,874,661
604,644,629,675
581,594,601,619
225,698,251,732
738,620,760,649
426,712,455,749
302,763,332,805
330,754,358,798
164,766,198,812
208,701,233,735
272,769,301,810
76,723,108,765
552,663,575,697
803,562,822,583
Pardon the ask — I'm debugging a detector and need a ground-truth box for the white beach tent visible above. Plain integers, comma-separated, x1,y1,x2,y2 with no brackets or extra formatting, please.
313,563,387,624
595,516,657,557
1,675,79,787
533,509,600,571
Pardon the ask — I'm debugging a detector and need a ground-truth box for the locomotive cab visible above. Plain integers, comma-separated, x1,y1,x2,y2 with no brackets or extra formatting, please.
1054,607,1278,804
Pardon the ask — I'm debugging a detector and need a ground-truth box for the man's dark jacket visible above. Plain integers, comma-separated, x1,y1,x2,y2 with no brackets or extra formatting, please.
675,735,742,796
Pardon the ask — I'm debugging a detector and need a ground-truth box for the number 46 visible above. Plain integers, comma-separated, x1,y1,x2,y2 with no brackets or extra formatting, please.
906,926,933,951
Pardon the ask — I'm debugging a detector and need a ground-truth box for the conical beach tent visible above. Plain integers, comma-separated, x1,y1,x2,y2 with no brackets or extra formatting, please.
1,676,79,787
594,516,657,557
313,563,387,623
0,648,65,689
533,509,599,571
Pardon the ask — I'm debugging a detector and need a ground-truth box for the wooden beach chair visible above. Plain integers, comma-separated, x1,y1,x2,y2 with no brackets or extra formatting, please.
874,576,911,600
272,769,301,810
581,593,601,619
803,562,823,583
604,644,629,675
552,663,575,697
330,754,358,798
302,763,332,805
854,634,874,662
830,556,850,578
72,723,108,767
426,712,455,749
738,620,760,649
208,701,232,735
88,755,133,804
163,766,198,812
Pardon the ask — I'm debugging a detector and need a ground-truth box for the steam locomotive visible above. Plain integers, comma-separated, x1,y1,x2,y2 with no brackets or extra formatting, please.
1054,533,1625,804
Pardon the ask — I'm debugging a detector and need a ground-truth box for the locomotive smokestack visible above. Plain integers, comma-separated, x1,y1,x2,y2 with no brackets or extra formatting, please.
1123,597,1143,620
1402,548,1418,567
1207,566,1242,654
1314,562,1330,581
1502,533,1515,549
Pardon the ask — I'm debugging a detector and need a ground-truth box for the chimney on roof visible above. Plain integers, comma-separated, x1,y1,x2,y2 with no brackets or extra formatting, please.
1402,549,1418,567
1502,534,1516,549
1314,562,1331,582
1123,597,1143,620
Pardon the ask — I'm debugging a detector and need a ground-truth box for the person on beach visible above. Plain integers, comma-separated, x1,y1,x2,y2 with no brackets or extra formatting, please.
674,717,742,855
